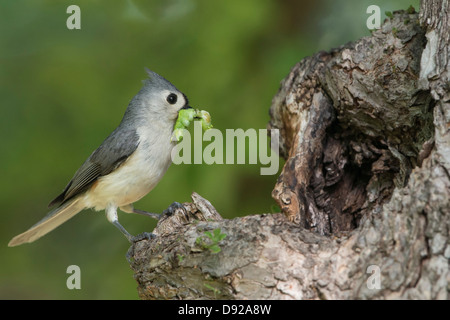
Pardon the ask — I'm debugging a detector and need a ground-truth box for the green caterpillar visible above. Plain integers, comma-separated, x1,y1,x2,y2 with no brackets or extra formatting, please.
172,109,213,142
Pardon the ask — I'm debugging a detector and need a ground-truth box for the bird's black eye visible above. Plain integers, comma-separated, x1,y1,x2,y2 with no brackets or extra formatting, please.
167,93,178,105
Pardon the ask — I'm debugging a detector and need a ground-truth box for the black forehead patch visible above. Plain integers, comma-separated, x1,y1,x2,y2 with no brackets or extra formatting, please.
182,93,189,107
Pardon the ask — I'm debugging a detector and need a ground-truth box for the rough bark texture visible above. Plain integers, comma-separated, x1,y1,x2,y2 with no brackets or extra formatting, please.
128,1,449,300
269,8,434,235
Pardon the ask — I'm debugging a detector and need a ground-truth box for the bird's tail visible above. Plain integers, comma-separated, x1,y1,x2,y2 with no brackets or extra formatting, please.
8,198,84,247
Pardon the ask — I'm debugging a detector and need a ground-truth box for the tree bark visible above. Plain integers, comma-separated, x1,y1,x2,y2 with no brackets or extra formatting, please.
128,1,449,300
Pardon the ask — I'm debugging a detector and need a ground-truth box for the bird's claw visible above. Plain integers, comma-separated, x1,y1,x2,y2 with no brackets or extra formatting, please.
131,232,155,243
126,232,156,262
162,201,187,218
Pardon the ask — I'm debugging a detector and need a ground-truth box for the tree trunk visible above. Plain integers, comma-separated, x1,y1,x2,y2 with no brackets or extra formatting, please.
128,0,449,300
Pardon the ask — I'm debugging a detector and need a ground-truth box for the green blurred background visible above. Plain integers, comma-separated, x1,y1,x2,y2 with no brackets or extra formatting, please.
0,0,418,299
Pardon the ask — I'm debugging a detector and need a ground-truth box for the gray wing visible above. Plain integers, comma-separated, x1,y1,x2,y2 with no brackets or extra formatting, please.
49,127,140,207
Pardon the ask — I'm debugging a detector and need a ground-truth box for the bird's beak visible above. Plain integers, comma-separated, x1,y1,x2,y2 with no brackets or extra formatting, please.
181,105,192,110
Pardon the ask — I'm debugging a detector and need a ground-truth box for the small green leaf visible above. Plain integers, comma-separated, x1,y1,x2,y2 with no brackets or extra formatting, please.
195,229,227,254
407,5,415,14
385,11,393,19
217,233,227,241
204,283,221,296
209,245,221,254
204,231,213,240
392,27,398,37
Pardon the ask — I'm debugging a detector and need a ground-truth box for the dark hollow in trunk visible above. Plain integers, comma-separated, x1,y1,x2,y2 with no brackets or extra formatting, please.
269,9,434,236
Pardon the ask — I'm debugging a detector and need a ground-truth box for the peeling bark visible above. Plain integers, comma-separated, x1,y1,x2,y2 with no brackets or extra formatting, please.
128,2,449,300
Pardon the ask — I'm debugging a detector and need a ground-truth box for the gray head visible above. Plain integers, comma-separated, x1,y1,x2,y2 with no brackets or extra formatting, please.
121,69,191,126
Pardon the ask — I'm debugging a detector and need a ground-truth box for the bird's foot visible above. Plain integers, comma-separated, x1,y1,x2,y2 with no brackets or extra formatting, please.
126,232,156,262
130,231,156,243
131,202,188,221
162,201,188,217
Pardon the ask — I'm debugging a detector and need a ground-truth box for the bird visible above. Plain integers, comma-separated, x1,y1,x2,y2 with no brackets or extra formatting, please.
8,69,191,247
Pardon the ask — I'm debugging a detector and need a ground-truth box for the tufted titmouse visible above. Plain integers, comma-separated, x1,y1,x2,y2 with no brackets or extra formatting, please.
8,69,191,247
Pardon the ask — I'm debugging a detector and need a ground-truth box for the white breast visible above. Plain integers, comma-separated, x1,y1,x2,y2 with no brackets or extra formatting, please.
82,125,174,211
